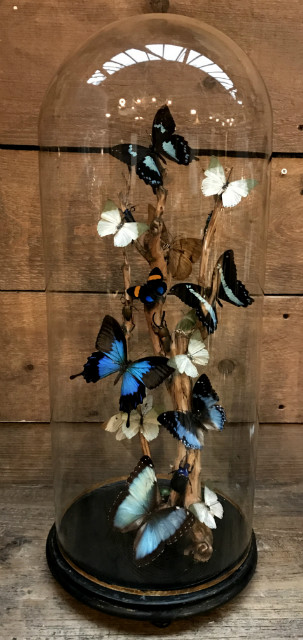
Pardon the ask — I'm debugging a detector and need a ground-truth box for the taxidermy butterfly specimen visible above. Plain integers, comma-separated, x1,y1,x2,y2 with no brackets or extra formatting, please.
201,156,257,208
70,315,173,427
127,267,167,306
104,105,198,192
158,374,226,450
170,249,254,333
189,486,224,529
112,455,194,564
97,199,149,247
168,330,209,378
164,236,201,280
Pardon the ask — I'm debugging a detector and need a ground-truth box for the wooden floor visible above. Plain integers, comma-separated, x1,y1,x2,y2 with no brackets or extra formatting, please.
1,424,302,639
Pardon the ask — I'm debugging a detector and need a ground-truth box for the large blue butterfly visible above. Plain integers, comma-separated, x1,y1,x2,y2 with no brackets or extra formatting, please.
157,374,226,450
104,105,198,192
70,315,173,426
113,455,194,564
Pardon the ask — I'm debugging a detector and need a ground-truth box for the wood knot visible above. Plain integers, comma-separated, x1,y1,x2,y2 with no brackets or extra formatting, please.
218,358,236,375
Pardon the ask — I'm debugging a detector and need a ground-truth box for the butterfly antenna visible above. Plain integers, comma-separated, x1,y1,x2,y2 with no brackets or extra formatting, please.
70,372,83,380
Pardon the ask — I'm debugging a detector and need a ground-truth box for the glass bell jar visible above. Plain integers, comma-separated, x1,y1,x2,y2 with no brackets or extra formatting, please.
39,13,272,624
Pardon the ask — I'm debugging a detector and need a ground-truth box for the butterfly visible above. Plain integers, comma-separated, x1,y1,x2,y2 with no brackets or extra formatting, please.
170,282,218,334
170,463,191,495
70,315,173,427
97,199,149,247
165,237,201,280
157,374,226,450
112,455,194,564
189,486,224,529
105,105,198,192
127,268,167,306
105,395,159,442
201,156,257,208
168,330,209,378
211,249,254,308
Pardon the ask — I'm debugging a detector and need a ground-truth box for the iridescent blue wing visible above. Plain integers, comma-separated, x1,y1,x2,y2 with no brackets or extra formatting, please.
134,506,194,565
217,250,254,307
106,144,163,192
157,411,203,449
119,357,173,425
152,105,197,166
170,283,217,334
192,374,226,431
113,456,160,532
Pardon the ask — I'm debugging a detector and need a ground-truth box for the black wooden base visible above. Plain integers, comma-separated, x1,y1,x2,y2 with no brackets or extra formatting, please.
46,481,257,624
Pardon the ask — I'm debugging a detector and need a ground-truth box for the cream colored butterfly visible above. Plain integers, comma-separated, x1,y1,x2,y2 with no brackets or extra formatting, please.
105,395,159,442
189,486,223,529
168,330,209,378
201,156,257,208
97,199,149,247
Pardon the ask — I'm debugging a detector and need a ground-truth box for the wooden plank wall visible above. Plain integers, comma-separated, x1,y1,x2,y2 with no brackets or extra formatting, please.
0,0,302,425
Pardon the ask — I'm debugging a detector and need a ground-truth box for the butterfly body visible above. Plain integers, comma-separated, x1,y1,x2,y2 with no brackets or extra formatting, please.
70,315,173,427
113,456,194,564
158,374,226,449
127,268,167,306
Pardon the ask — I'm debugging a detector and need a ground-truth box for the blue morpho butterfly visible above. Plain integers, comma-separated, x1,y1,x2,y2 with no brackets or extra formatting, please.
170,249,254,334
170,462,191,495
112,455,194,565
103,105,198,192
157,374,226,450
127,267,167,306
70,315,173,427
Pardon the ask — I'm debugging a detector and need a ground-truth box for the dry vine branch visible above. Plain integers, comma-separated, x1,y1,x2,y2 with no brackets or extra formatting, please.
199,198,223,288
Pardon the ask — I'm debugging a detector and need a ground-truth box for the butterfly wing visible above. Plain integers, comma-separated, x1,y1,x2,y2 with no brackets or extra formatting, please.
170,283,217,334
192,374,226,431
97,200,121,238
168,354,199,378
217,250,254,307
113,456,160,532
158,411,204,449
152,105,197,165
120,357,173,420
95,315,126,362
201,156,226,196
168,238,201,279
114,222,149,247
204,486,224,520
188,330,209,366
222,179,257,208
107,144,163,191
127,268,166,305
134,506,194,564
189,501,217,529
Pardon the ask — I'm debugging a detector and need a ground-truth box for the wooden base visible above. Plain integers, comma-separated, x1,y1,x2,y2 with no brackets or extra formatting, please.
46,482,257,624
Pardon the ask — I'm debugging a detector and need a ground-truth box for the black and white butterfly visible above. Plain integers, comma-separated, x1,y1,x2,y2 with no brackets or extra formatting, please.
170,282,218,334
70,315,173,427
104,105,198,192
127,267,167,306
113,455,194,564
201,156,257,208
158,374,226,450
212,249,254,308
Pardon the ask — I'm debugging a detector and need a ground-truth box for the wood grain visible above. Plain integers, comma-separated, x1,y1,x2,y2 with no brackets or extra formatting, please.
1,1,303,150
0,424,302,638
0,292,301,423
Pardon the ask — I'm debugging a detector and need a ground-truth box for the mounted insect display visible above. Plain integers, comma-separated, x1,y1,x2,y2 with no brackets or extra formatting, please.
39,13,272,625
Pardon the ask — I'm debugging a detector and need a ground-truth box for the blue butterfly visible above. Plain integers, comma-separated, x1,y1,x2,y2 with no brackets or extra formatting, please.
104,105,198,192
158,374,226,450
113,455,194,565
70,315,173,427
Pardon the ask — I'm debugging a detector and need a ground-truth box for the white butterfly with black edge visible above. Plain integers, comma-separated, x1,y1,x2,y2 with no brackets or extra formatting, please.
189,486,224,529
201,156,257,208
112,455,194,565
97,199,149,247
168,330,209,378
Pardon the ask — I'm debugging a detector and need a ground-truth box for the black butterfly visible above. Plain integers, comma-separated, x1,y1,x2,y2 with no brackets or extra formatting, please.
127,267,167,306
113,455,194,565
158,374,226,450
104,105,198,192
70,315,173,427
170,249,254,334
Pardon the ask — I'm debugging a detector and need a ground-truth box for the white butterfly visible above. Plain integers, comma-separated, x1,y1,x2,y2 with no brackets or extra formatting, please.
201,156,257,208
168,330,209,378
97,199,149,247
105,395,159,442
189,486,224,529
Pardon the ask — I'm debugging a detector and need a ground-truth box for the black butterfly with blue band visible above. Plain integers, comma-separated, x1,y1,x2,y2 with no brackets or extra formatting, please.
170,249,254,334
112,455,195,564
70,315,173,427
127,267,167,306
158,374,226,450
103,105,198,192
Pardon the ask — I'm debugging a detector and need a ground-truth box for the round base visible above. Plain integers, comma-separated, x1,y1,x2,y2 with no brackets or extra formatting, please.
46,482,257,624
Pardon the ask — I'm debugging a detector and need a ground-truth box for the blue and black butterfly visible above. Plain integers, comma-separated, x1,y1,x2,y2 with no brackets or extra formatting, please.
113,455,194,565
158,374,226,450
170,462,191,495
127,267,167,306
104,105,198,192
70,315,173,427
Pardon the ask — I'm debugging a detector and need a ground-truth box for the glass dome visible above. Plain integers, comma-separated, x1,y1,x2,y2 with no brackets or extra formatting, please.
40,13,272,623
